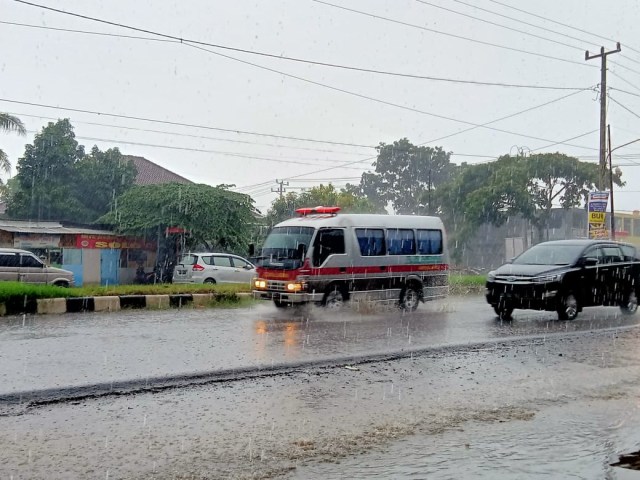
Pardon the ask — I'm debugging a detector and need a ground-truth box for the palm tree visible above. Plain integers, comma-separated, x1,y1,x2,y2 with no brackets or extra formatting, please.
0,113,27,174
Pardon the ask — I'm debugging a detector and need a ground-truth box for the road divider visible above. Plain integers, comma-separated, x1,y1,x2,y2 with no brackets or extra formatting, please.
0,292,252,316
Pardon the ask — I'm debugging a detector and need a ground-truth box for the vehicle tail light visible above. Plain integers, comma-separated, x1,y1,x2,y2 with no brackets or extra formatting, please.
192,264,205,271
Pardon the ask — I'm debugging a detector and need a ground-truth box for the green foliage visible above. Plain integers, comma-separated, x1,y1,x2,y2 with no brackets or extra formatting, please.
265,183,383,227
0,113,26,176
439,152,624,251
359,138,456,214
74,146,137,221
7,119,137,222
101,182,256,254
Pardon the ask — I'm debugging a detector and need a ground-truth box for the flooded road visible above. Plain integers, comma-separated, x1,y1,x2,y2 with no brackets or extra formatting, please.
2,297,640,479
0,296,636,397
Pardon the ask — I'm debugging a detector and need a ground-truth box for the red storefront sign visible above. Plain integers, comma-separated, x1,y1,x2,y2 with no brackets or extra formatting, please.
76,235,154,250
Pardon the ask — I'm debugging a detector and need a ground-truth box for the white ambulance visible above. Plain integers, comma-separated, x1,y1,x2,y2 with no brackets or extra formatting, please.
252,207,449,310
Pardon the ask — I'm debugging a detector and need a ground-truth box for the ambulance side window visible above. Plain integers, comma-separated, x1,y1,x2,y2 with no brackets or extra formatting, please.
312,229,345,267
356,228,386,256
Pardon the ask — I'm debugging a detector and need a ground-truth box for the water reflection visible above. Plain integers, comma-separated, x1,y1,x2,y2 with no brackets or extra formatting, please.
253,318,304,361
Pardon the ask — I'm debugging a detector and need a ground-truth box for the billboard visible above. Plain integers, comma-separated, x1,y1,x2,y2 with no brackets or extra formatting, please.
587,191,610,239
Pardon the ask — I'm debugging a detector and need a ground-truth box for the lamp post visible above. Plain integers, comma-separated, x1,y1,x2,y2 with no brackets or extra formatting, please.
606,132,640,240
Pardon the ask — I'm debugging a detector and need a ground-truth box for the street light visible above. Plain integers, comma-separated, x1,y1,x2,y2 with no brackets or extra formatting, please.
607,133,640,240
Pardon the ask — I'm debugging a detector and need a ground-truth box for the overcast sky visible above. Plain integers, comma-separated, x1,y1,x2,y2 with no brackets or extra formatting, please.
1,0,639,213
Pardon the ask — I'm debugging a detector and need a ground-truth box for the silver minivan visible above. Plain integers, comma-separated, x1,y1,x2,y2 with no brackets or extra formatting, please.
172,253,256,285
0,248,75,287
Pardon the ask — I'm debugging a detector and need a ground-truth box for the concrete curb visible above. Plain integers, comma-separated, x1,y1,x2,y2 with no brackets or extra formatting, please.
0,292,250,316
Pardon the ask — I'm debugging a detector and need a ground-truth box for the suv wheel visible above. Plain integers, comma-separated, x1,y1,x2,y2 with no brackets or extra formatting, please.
620,290,638,315
557,293,579,320
203,278,216,284
494,305,514,321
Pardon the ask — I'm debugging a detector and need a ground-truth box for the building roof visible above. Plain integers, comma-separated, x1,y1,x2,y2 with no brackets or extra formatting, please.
124,155,193,186
0,220,115,236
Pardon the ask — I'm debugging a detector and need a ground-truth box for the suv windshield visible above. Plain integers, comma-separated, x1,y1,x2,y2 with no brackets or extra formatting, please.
259,226,314,269
512,244,584,266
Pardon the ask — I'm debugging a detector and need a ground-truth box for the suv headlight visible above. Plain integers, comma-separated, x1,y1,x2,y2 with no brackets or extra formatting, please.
533,273,563,283
487,271,496,282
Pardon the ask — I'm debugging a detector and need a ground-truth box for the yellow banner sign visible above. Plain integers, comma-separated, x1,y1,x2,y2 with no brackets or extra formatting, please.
589,211,606,223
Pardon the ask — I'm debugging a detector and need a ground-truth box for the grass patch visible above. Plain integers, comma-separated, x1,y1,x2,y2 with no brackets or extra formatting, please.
0,281,251,303
0,282,78,302
449,274,486,295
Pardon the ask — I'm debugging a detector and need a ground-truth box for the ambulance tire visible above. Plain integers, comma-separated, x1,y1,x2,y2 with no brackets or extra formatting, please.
322,285,347,310
399,284,421,312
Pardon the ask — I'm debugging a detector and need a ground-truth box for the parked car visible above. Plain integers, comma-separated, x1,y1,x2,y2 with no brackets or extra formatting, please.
485,239,640,321
0,248,75,287
172,253,256,285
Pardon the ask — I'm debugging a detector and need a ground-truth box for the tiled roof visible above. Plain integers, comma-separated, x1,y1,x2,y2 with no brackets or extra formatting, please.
124,155,193,186
0,219,115,235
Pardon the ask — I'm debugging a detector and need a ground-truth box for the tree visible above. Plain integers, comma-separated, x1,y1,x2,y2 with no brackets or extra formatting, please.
439,152,624,253
74,146,137,221
100,183,257,254
265,183,383,227
359,138,456,214
0,113,26,183
7,119,138,222
7,119,86,221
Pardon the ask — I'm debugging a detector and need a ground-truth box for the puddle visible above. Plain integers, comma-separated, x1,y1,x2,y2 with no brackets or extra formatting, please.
288,397,640,479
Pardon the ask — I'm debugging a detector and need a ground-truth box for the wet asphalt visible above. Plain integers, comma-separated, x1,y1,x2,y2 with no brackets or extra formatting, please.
0,296,636,399
2,297,640,479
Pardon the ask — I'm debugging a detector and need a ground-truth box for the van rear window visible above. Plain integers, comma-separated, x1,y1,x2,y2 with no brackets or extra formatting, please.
179,255,198,265
417,229,443,255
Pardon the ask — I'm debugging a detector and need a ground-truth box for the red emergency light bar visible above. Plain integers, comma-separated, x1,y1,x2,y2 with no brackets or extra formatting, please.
295,206,341,216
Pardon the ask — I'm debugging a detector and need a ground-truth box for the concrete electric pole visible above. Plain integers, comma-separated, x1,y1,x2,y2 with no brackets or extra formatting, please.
272,179,289,199
585,43,621,190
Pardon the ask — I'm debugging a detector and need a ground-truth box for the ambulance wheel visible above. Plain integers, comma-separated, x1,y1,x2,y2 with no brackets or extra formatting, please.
399,285,421,312
322,285,347,310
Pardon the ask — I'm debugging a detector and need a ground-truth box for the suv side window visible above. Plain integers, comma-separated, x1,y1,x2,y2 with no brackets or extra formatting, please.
201,256,214,265
583,247,602,264
620,245,637,261
212,256,232,267
0,253,19,267
20,254,42,268
601,246,624,263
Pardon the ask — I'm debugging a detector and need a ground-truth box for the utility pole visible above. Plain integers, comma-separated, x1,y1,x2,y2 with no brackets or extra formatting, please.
271,179,289,199
608,124,615,240
585,43,621,190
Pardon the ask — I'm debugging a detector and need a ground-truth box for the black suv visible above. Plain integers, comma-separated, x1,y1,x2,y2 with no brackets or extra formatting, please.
486,240,640,320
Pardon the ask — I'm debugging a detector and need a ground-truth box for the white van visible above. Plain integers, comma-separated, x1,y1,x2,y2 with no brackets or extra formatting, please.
0,248,75,287
252,207,449,310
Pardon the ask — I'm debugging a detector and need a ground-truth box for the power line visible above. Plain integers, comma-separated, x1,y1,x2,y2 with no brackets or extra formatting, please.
0,98,371,148
609,97,640,120
415,0,584,52
22,130,371,169
310,0,597,68
610,88,640,99
418,88,594,146
185,42,599,149
485,0,640,56
610,70,640,94
1,14,586,90
447,0,640,70
9,111,374,156
5,4,602,150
